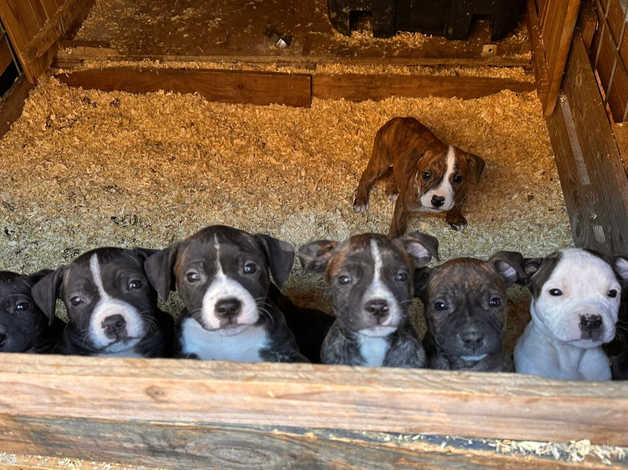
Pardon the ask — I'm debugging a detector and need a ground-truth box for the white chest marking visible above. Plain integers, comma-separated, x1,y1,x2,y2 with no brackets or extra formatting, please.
181,317,268,362
358,334,389,367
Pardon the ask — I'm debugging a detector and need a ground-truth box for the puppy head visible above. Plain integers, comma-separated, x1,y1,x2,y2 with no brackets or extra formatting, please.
144,225,294,335
0,270,50,352
32,247,158,354
525,248,626,348
300,232,438,337
415,251,527,362
416,145,485,213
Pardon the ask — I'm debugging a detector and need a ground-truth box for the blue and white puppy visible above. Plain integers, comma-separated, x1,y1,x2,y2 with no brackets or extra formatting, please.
144,225,307,362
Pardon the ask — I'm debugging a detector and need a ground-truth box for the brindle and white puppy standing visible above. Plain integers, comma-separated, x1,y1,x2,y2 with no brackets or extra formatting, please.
0,270,63,353
514,248,628,381
144,225,307,363
32,248,173,357
299,232,438,368
415,252,531,372
353,117,485,237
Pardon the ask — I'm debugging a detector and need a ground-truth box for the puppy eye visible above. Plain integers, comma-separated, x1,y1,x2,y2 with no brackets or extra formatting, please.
549,288,563,296
453,174,463,184
338,275,352,285
489,297,502,307
608,289,618,298
186,272,201,283
128,279,143,289
434,300,448,311
15,301,30,312
70,296,83,306
422,171,432,180
394,272,408,282
243,262,257,274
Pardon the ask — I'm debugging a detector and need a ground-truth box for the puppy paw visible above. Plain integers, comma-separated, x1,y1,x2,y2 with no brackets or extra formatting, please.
352,190,369,214
447,215,467,231
387,192,399,202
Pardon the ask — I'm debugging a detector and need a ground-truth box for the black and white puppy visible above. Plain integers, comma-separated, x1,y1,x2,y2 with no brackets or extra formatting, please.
32,248,173,357
414,252,530,372
514,248,628,381
144,225,307,362
299,232,439,368
0,270,63,353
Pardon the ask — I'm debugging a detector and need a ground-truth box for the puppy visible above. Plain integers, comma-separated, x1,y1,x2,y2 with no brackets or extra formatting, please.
32,248,173,357
144,225,307,362
514,248,628,381
353,117,485,237
299,232,438,367
0,270,63,353
415,252,530,372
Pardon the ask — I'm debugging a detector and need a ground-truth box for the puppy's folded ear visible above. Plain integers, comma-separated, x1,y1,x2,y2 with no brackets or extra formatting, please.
31,267,65,325
489,251,532,286
254,234,295,288
144,244,179,302
133,247,160,262
397,232,439,267
298,240,338,273
465,153,485,184
614,256,628,284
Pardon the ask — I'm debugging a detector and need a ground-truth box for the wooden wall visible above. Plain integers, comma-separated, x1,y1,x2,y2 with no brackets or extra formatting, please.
0,0,93,83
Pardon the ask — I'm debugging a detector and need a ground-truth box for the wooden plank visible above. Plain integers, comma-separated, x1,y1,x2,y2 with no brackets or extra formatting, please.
312,74,535,101
546,33,628,257
0,355,626,446
526,0,551,108
593,24,628,122
0,39,13,77
0,418,624,470
57,67,312,107
0,78,34,139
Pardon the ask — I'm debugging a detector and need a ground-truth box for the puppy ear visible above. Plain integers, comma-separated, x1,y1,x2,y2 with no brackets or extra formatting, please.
614,256,628,284
298,240,338,273
144,244,179,302
413,267,432,299
465,153,485,184
254,235,295,288
489,251,530,286
132,247,159,262
31,267,65,326
397,232,439,267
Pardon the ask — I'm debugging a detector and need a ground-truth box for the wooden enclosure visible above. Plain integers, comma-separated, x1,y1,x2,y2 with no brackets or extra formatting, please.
0,0,627,468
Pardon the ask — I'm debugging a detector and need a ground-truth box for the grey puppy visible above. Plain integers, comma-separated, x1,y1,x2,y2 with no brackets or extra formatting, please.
299,232,438,367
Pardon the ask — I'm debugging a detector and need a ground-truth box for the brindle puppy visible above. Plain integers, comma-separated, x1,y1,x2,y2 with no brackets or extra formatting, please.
353,117,485,236
415,252,531,372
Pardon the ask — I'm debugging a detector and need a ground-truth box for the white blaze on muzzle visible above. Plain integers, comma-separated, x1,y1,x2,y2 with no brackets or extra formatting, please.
419,145,456,212
88,254,145,352
200,237,258,331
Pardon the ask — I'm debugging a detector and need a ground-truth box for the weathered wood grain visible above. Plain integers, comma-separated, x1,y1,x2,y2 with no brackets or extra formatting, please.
58,67,312,107
546,34,628,256
0,354,625,448
312,74,535,101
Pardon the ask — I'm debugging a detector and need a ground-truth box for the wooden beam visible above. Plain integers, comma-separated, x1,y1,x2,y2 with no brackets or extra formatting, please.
0,38,13,76
57,67,312,108
0,354,626,449
0,77,33,139
312,73,535,101
526,0,551,108
546,33,628,257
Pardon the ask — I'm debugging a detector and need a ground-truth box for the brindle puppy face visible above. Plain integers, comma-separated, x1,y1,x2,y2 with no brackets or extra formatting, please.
415,147,484,212
300,232,438,337
416,252,526,361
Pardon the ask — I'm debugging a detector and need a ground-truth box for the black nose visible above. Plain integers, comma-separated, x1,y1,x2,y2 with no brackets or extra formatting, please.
102,314,127,339
580,314,603,332
365,299,390,322
461,329,484,348
431,195,445,207
215,298,242,319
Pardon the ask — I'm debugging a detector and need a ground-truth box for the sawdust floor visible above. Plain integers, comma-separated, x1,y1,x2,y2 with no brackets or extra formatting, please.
0,77,572,353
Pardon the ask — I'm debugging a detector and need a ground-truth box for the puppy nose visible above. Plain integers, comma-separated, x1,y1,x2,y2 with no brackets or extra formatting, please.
461,329,484,348
365,299,389,321
580,314,603,332
215,298,242,319
431,195,445,207
102,314,127,339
